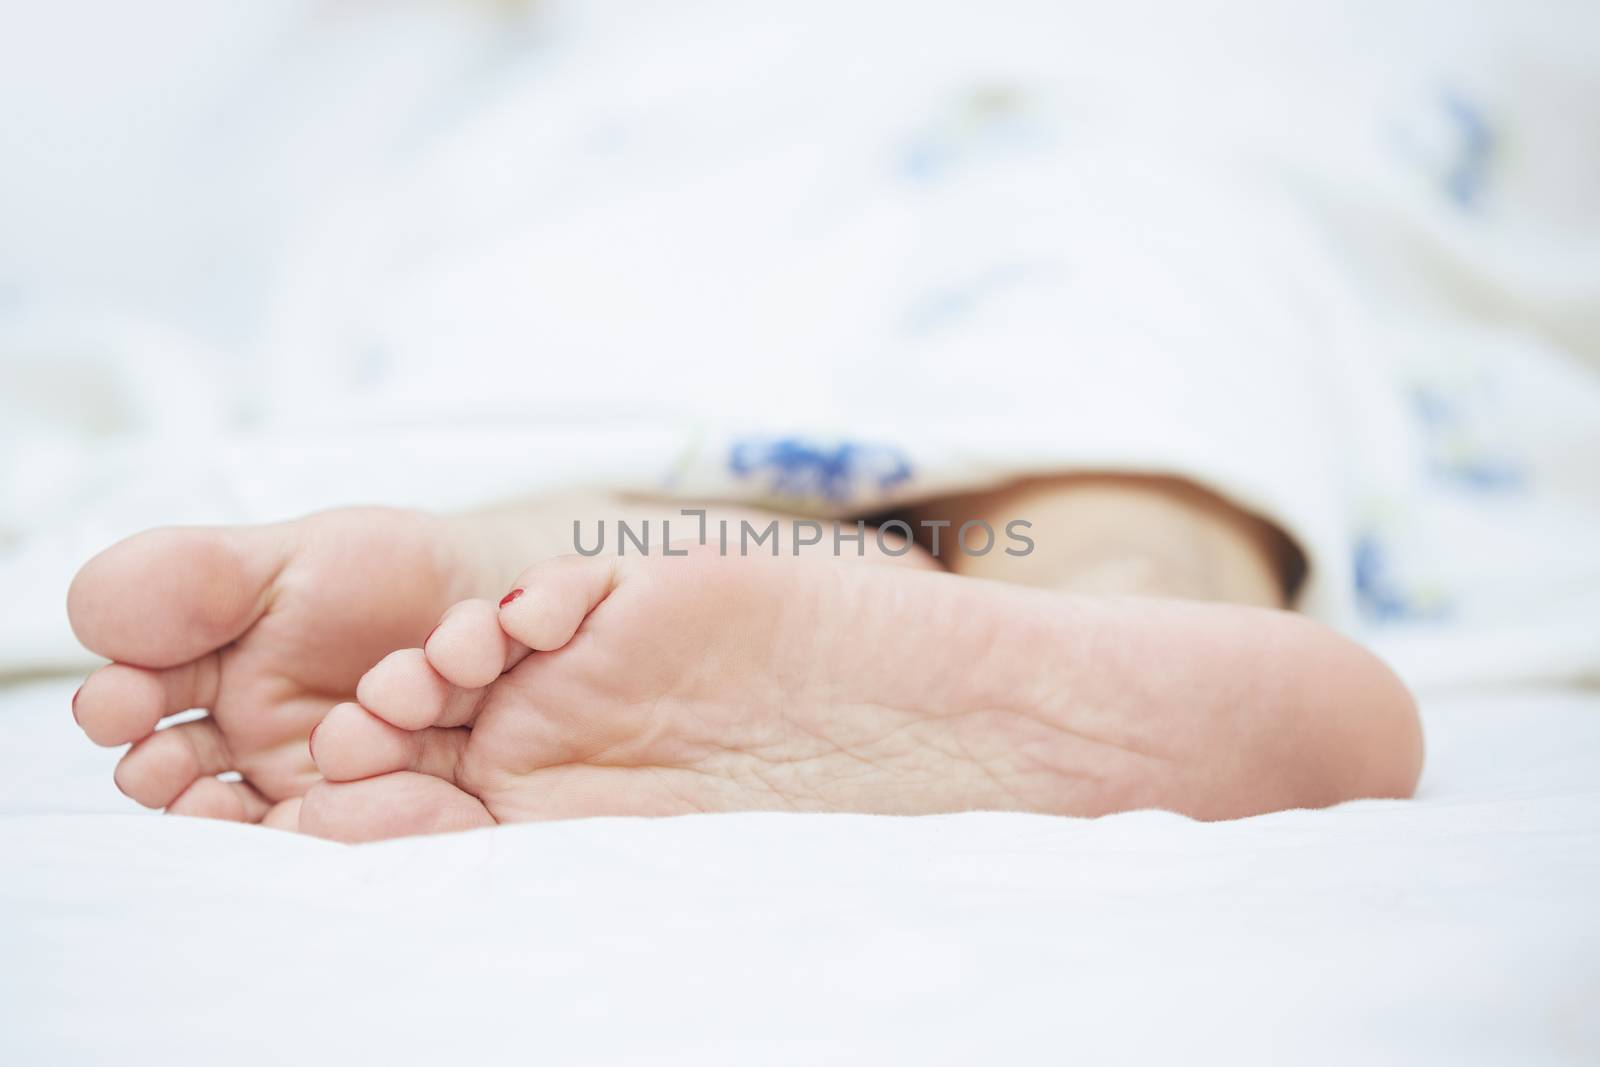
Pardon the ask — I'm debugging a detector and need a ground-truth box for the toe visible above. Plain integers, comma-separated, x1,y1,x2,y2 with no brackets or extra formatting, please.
497,554,620,651
355,648,486,731
67,525,287,669
166,776,272,823
299,772,495,842
312,701,468,783
114,716,233,808
262,797,303,832
424,599,511,689
74,657,221,747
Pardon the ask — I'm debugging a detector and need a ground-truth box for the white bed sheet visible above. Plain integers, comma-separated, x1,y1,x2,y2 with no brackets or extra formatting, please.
4,675,1597,1066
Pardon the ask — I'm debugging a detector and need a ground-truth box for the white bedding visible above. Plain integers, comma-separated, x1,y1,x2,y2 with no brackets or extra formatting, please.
4,676,1598,1065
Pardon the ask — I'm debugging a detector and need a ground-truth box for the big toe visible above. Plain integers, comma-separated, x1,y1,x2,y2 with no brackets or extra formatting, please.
67,524,286,668
497,554,621,652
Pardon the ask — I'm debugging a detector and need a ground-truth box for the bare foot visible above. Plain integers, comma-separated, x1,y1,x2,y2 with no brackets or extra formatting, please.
66,500,931,827
302,552,1422,841
66,508,490,827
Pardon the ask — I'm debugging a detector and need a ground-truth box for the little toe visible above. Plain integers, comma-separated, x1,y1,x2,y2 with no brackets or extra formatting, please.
299,772,496,842
67,524,286,669
166,776,272,823
355,649,486,731
497,554,620,651
424,599,511,689
312,701,468,783
262,797,303,832
74,656,221,747
114,716,233,809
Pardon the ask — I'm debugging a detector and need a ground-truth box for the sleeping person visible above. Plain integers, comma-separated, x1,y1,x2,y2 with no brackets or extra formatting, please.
64,478,1421,841
52,1,1472,840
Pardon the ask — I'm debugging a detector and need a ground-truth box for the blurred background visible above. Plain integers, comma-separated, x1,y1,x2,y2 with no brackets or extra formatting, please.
1,0,1597,680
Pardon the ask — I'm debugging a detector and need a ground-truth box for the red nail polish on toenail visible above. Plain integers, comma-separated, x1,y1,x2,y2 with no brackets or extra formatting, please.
71,685,83,725
499,588,524,608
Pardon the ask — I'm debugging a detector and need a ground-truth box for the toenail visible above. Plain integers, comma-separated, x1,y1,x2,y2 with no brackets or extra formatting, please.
499,588,524,608
71,685,83,725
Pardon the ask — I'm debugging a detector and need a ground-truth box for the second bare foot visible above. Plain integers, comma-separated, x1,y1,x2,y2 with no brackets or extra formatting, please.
303,553,1422,840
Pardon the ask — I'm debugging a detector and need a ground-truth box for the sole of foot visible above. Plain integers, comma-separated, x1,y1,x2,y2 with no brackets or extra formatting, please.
301,551,1422,842
67,507,485,827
